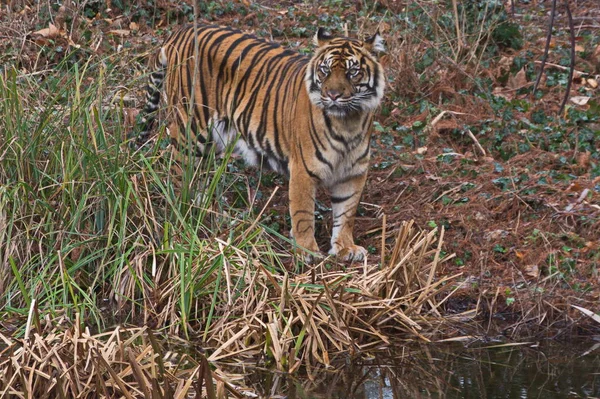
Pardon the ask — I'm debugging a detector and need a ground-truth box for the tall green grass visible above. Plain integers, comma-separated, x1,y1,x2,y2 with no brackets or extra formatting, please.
0,55,287,338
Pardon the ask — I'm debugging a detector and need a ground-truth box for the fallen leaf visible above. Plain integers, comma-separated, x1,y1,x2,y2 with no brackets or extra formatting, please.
123,108,140,131
379,21,391,33
507,67,528,90
498,56,513,71
575,44,585,52
416,146,427,155
493,86,512,100
593,44,600,73
572,305,600,325
584,241,599,252
33,23,60,39
129,22,140,31
576,151,591,170
525,265,539,278
587,78,598,89
484,229,508,241
566,181,583,192
425,174,441,181
108,29,130,36
570,96,590,106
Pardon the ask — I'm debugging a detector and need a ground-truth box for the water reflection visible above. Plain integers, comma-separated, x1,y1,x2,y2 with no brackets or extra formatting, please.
242,342,600,398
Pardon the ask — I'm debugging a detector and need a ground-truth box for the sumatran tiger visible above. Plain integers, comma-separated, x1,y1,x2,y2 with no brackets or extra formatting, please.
137,24,386,262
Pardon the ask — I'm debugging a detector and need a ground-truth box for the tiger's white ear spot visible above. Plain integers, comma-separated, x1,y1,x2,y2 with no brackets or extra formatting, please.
314,27,333,47
365,32,386,54
372,34,386,52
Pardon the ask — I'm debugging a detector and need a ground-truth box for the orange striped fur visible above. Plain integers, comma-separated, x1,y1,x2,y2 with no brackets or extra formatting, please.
138,24,385,262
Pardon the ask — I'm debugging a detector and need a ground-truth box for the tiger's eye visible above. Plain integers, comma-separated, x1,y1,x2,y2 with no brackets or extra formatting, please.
319,65,330,75
347,68,362,79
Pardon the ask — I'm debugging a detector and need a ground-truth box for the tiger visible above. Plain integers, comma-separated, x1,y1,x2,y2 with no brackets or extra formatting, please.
137,24,386,262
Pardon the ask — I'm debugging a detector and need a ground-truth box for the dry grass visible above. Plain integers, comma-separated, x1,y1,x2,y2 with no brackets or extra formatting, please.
0,221,462,396
157,221,462,370
0,313,251,399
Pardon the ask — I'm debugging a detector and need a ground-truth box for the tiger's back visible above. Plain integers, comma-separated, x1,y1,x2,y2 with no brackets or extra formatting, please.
139,24,386,262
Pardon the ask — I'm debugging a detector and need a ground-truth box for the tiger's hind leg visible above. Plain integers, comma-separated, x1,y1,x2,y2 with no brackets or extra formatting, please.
134,47,168,147
328,173,368,262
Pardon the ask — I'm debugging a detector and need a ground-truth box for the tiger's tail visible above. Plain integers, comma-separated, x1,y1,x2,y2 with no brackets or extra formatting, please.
135,48,168,146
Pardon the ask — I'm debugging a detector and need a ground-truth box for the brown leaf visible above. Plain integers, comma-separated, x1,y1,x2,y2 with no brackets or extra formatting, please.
493,87,513,101
593,44,600,73
576,151,591,170
507,68,528,90
129,21,140,32
566,181,583,192
584,241,599,253
33,23,60,39
498,56,513,74
570,96,590,106
108,29,130,37
122,108,139,133
525,265,539,278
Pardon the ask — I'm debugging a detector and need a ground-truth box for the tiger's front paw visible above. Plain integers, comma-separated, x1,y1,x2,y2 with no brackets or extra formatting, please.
328,244,368,262
301,249,324,264
293,237,322,264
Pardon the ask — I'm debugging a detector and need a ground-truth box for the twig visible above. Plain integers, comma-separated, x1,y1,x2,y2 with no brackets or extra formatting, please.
559,0,576,115
451,0,463,58
466,129,487,157
573,17,600,22
564,188,590,212
533,61,588,78
533,0,557,95
566,25,600,30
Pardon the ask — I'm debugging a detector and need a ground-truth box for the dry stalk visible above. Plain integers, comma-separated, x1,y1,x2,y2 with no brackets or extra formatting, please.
199,221,459,368
0,324,220,398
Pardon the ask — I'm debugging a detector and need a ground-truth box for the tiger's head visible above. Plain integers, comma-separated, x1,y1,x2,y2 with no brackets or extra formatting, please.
306,28,386,117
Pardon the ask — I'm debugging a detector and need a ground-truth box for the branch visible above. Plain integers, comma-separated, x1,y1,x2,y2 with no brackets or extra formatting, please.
533,0,557,95
559,0,576,115
533,61,588,78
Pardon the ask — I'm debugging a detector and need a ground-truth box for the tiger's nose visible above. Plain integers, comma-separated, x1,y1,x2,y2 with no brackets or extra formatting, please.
326,89,342,100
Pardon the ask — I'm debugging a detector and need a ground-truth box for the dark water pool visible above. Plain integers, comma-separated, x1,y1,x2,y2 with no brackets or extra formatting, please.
243,341,600,398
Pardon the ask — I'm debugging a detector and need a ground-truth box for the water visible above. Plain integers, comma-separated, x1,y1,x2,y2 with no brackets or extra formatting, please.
242,341,600,398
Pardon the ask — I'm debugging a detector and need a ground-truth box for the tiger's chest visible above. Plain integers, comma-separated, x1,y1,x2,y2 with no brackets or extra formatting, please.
231,109,372,188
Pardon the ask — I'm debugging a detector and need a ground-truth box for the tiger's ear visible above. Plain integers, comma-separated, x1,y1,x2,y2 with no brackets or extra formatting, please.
364,31,386,55
314,28,334,47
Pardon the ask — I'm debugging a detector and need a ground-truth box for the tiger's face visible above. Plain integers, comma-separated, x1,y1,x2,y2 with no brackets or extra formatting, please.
306,28,386,117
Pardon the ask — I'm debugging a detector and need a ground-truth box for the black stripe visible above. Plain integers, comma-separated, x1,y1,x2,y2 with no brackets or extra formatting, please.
294,220,314,235
299,145,319,180
331,193,355,204
354,143,370,166
335,172,365,185
217,35,251,83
